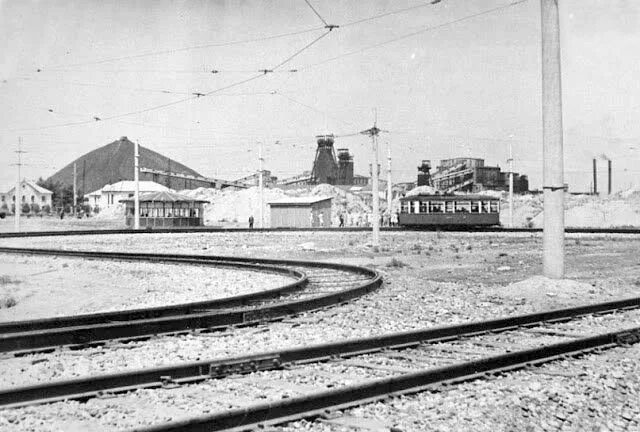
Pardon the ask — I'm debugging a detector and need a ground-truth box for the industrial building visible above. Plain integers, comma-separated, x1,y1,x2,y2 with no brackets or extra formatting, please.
418,157,528,193
279,134,368,187
268,196,333,228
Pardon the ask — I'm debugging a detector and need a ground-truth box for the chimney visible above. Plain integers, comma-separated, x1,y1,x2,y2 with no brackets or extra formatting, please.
592,158,597,195
608,159,612,195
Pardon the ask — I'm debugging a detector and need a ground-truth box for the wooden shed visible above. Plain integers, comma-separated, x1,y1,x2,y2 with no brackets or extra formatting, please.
268,196,332,228
122,191,208,228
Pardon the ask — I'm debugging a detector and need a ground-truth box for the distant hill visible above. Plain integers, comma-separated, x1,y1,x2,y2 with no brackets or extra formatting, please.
46,136,203,194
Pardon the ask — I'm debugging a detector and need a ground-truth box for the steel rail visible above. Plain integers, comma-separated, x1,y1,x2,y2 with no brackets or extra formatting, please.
1,295,637,408
126,326,640,432
0,250,307,334
0,248,382,354
0,226,638,239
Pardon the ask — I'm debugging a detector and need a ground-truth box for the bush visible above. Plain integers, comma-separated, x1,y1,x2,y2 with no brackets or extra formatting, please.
21,203,30,214
30,203,40,214
42,204,51,214
0,202,7,211
93,205,100,214
386,257,408,268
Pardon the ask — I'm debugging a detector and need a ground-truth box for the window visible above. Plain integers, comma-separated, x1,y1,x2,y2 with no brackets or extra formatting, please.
401,201,409,214
471,201,480,213
419,201,428,213
445,201,454,213
412,201,420,214
41,196,46,202
1,196,4,202
490,201,499,213
455,201,471,213
482,201,491,213
31,195,35,203
22,195,26,202
429,202,444,213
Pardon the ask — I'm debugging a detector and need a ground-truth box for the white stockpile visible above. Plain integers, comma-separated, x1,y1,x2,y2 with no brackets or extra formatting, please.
178,184,373,227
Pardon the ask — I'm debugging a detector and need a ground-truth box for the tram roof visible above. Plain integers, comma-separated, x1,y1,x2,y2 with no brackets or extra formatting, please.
400,194,500,201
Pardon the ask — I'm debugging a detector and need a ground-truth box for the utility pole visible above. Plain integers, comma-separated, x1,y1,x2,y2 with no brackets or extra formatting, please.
387,142,392,224
541,0,565,279
258,141,264,229
508,139,514,228
361,114,386,248
73,162,77,216
134,141,140,229
14,137,25,232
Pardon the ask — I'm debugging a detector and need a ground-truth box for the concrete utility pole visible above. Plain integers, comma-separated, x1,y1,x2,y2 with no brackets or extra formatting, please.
134,141,140,229
14,137,24,232
508,139,514,228
361,117,385,248
541,0,565,279
258,141,264,229
387,143,392,223
73,162,77,216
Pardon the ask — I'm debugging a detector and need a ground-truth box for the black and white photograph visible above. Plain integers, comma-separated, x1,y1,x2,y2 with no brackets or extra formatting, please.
0,0,639,430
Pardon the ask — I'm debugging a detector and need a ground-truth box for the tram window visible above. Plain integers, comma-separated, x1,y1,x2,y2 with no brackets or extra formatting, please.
412,201,420,214
471,201,480,213
401,202,409,213
455,201,471,213
429,202,443,213
419,201,428,213
445,201,454,213
482,201,491,213
490,201,499,213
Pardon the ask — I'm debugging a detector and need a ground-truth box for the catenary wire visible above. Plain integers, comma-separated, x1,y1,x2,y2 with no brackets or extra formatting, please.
297,0,529,70
303,0,329,27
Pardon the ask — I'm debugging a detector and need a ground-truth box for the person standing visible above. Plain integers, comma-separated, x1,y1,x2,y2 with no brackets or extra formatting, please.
339,213,344,228
248,215,254,229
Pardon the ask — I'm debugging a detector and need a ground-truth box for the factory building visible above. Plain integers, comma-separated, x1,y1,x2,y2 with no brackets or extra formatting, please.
418,157,528,193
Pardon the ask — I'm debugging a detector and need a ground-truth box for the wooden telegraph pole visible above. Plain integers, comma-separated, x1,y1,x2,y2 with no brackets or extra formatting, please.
541,0,565,278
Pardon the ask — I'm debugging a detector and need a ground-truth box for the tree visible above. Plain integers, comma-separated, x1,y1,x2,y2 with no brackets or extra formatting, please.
37,178,74,210
30,203,40,214
42,204,51,214
21,203,30,214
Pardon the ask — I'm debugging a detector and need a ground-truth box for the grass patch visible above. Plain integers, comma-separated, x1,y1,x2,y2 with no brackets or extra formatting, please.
0,275,21,286
0,294,17,309
386,257,409,268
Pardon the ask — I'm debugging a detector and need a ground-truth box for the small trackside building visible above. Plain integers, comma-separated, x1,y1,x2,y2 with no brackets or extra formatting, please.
268,196,332,228
121,191,208,228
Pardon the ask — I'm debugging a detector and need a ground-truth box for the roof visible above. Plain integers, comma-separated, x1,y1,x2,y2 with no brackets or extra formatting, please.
2,180,53,195
102,180,170,193
120,190,209,203
268,196,332,206
400,194,500,201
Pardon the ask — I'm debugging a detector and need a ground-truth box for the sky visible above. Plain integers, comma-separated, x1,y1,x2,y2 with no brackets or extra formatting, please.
1,0,639,192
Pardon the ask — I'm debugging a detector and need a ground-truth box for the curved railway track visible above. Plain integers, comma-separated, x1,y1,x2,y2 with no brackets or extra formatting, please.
0,296,638,430
0,247,382,355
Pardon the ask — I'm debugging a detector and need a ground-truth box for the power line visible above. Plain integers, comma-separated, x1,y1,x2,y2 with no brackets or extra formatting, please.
339,1,442,28
303,0,329,27
39,27,326,71
298,0,529,70
270,31,331,71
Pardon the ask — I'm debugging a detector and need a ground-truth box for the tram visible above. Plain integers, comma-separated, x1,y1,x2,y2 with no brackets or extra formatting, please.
398,194,501,227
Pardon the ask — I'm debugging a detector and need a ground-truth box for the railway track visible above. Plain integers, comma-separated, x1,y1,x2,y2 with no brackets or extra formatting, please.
0,296,638,431
0,226,638,239
0,248,382,355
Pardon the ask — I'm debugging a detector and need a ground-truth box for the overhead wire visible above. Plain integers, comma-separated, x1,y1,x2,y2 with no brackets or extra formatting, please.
297,0,529,70
40,27,326,71
303,0,329,27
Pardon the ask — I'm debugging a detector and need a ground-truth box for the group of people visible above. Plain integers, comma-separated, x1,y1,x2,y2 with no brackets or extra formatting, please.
337,211,399,227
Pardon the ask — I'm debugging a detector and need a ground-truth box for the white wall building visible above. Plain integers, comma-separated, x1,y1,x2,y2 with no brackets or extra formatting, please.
85,180,171,210
1,180,53,211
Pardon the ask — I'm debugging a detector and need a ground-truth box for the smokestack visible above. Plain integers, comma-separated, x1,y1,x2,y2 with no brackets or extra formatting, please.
608,159,612,195
592,158,597,195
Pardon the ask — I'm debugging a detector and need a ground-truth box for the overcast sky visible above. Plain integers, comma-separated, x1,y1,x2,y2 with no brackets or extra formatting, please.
1,0,639,192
